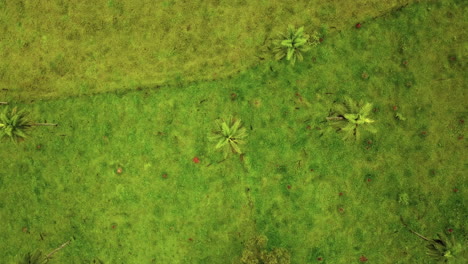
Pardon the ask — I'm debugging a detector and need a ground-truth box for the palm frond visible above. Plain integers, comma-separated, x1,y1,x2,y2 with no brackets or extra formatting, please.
295,50,303,62
360,102,373,116
281,39,293,47
230,140,242,154
286,48,294,61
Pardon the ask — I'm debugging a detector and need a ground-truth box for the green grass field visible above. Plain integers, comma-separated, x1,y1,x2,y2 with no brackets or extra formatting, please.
1,0,467,263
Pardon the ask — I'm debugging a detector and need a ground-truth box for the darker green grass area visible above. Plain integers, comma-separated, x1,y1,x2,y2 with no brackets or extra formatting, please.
1,0,467,263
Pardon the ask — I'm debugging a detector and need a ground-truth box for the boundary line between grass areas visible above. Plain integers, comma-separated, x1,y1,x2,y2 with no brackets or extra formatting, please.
326,1,413,34
0,0,419,105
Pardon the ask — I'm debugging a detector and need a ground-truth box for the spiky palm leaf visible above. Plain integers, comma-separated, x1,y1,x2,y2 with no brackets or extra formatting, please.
208,116,247,158
272,25,316,65
0,107,31,141
326,97,376,141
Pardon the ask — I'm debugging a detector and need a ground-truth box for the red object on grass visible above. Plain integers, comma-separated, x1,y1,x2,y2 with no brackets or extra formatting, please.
453,188,458,193
359,255,368,262
355,23,362,29
193,157,200,163
116,167,123,174
421,131,427,135
339,192,343,196
448,228,453,233
112,225,116,229
188,238,193,241
162,174,168,179
287,185,292,189
367,178,371,182
36,145,41,149
317,257,323,261
392,105,398,111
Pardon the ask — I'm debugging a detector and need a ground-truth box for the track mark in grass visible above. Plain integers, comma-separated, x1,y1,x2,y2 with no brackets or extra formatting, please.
319,37,324,43
338,207,345,214
116,167,123,174
449,56,456,61
402,60,408,66
421,131,427,135
193,157,200,163
22,227,28,233
355,23,362,29
457,135,463,140
306,125,312,130
231,93,237,100
373,107,378,113
359,255,368,262
459,119,464,124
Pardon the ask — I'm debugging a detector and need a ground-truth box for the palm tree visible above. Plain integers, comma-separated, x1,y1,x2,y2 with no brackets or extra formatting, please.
208,116,247,158
0,107,57,142
272,25,318,65
400,216,465,263
326,97,376,141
